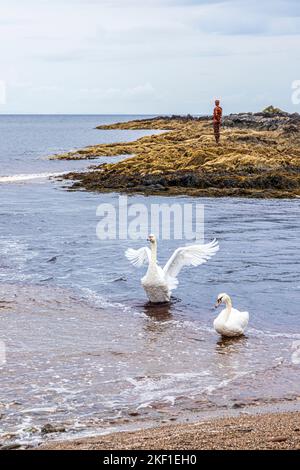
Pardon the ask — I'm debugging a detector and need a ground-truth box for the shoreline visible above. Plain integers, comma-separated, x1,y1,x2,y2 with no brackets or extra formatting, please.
2,282,300,451
38,405,300,450
52,111,300,199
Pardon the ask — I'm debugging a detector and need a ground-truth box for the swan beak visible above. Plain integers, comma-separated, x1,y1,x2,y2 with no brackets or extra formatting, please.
214,302,220,309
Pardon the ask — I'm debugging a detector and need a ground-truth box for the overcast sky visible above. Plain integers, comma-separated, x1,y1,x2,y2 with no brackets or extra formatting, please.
0,0,299,114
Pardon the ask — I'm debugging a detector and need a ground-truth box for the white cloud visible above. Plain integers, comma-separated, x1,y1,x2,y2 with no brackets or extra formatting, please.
0,0,299,113
79,83,156,100
125,83,155,97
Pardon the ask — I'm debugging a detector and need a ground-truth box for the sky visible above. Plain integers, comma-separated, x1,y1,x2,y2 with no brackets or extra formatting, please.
0,0,300,114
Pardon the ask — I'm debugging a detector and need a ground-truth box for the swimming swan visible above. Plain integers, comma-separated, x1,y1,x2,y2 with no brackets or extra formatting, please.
125,235,219,303
214,293,249,337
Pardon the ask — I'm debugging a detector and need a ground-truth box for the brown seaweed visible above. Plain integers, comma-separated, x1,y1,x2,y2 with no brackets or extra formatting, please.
52,112,300,198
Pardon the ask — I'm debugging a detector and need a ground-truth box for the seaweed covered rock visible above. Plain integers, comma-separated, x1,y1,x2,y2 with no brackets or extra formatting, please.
223,111,300,132
261,105,286,115
54,110,300,199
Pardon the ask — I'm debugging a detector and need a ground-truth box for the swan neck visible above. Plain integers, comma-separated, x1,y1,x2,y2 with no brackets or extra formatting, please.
224,297,232,319
150,241,157,264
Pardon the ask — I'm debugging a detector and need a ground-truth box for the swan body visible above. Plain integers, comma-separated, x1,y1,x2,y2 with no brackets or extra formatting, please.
214,293,249,337
126,235,219,303
142,264,170,303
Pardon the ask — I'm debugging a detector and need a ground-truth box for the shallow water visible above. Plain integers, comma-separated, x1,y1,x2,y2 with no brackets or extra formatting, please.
0,115,299,446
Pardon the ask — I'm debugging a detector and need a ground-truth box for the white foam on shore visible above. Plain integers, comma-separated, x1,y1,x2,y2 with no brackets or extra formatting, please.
0,172,66,183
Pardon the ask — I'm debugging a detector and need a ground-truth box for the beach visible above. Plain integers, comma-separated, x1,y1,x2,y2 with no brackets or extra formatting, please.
39,409,300,450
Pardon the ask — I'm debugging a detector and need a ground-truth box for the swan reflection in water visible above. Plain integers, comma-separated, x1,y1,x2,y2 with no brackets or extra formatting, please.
215,335,249,354
142,297,182,322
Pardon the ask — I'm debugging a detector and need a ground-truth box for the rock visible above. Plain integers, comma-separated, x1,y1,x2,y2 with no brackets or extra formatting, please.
0,443,21,450
54,113,300,199
231,402,245,409
41,423,66,434
283,124,299,134
262,105,287,115
223,110,300,132
24,427,39,434
269,436,288,443
157,114,203,122
237,427,253,433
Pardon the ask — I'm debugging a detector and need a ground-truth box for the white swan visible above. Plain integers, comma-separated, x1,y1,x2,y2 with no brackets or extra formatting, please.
125,235,219,303
213,293,249,337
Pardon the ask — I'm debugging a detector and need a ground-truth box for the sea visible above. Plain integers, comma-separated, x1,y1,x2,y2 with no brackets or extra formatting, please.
0,114,299,446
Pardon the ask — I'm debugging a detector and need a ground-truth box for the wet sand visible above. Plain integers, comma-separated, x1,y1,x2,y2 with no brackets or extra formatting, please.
40,411,300,450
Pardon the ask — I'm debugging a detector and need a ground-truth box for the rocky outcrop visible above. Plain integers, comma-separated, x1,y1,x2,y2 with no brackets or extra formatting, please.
224,111,300,133
54,109,300,199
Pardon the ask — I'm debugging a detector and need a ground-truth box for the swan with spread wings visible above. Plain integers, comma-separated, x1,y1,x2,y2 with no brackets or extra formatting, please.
125,235,219,303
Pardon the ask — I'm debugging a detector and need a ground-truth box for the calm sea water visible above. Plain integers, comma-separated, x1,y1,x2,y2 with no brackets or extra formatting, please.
0,115,299,446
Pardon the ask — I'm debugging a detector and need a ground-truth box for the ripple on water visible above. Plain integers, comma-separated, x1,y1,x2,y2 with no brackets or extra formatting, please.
0,282,299,446
0,116,299,446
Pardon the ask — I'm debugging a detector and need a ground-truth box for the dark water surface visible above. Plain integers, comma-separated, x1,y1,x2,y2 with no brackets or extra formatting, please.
0,115,299,446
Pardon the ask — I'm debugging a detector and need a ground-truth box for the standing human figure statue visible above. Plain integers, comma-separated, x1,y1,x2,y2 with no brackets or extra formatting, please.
213,99,222,144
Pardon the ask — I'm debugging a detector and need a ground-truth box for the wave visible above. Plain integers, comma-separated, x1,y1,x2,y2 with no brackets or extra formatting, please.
247,327,300,340
79,287,140,317
0,172,67,183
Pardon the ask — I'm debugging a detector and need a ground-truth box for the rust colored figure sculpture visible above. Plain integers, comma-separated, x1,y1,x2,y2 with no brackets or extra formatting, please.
213,100,223,144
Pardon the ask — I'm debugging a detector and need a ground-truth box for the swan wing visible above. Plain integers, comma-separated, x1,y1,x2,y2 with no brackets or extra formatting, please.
163,239,219,286
228,309,249,333
125,247,151,268
238,311,249,331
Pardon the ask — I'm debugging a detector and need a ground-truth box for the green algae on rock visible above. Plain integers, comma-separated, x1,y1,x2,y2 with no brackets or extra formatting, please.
262,105,286,115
